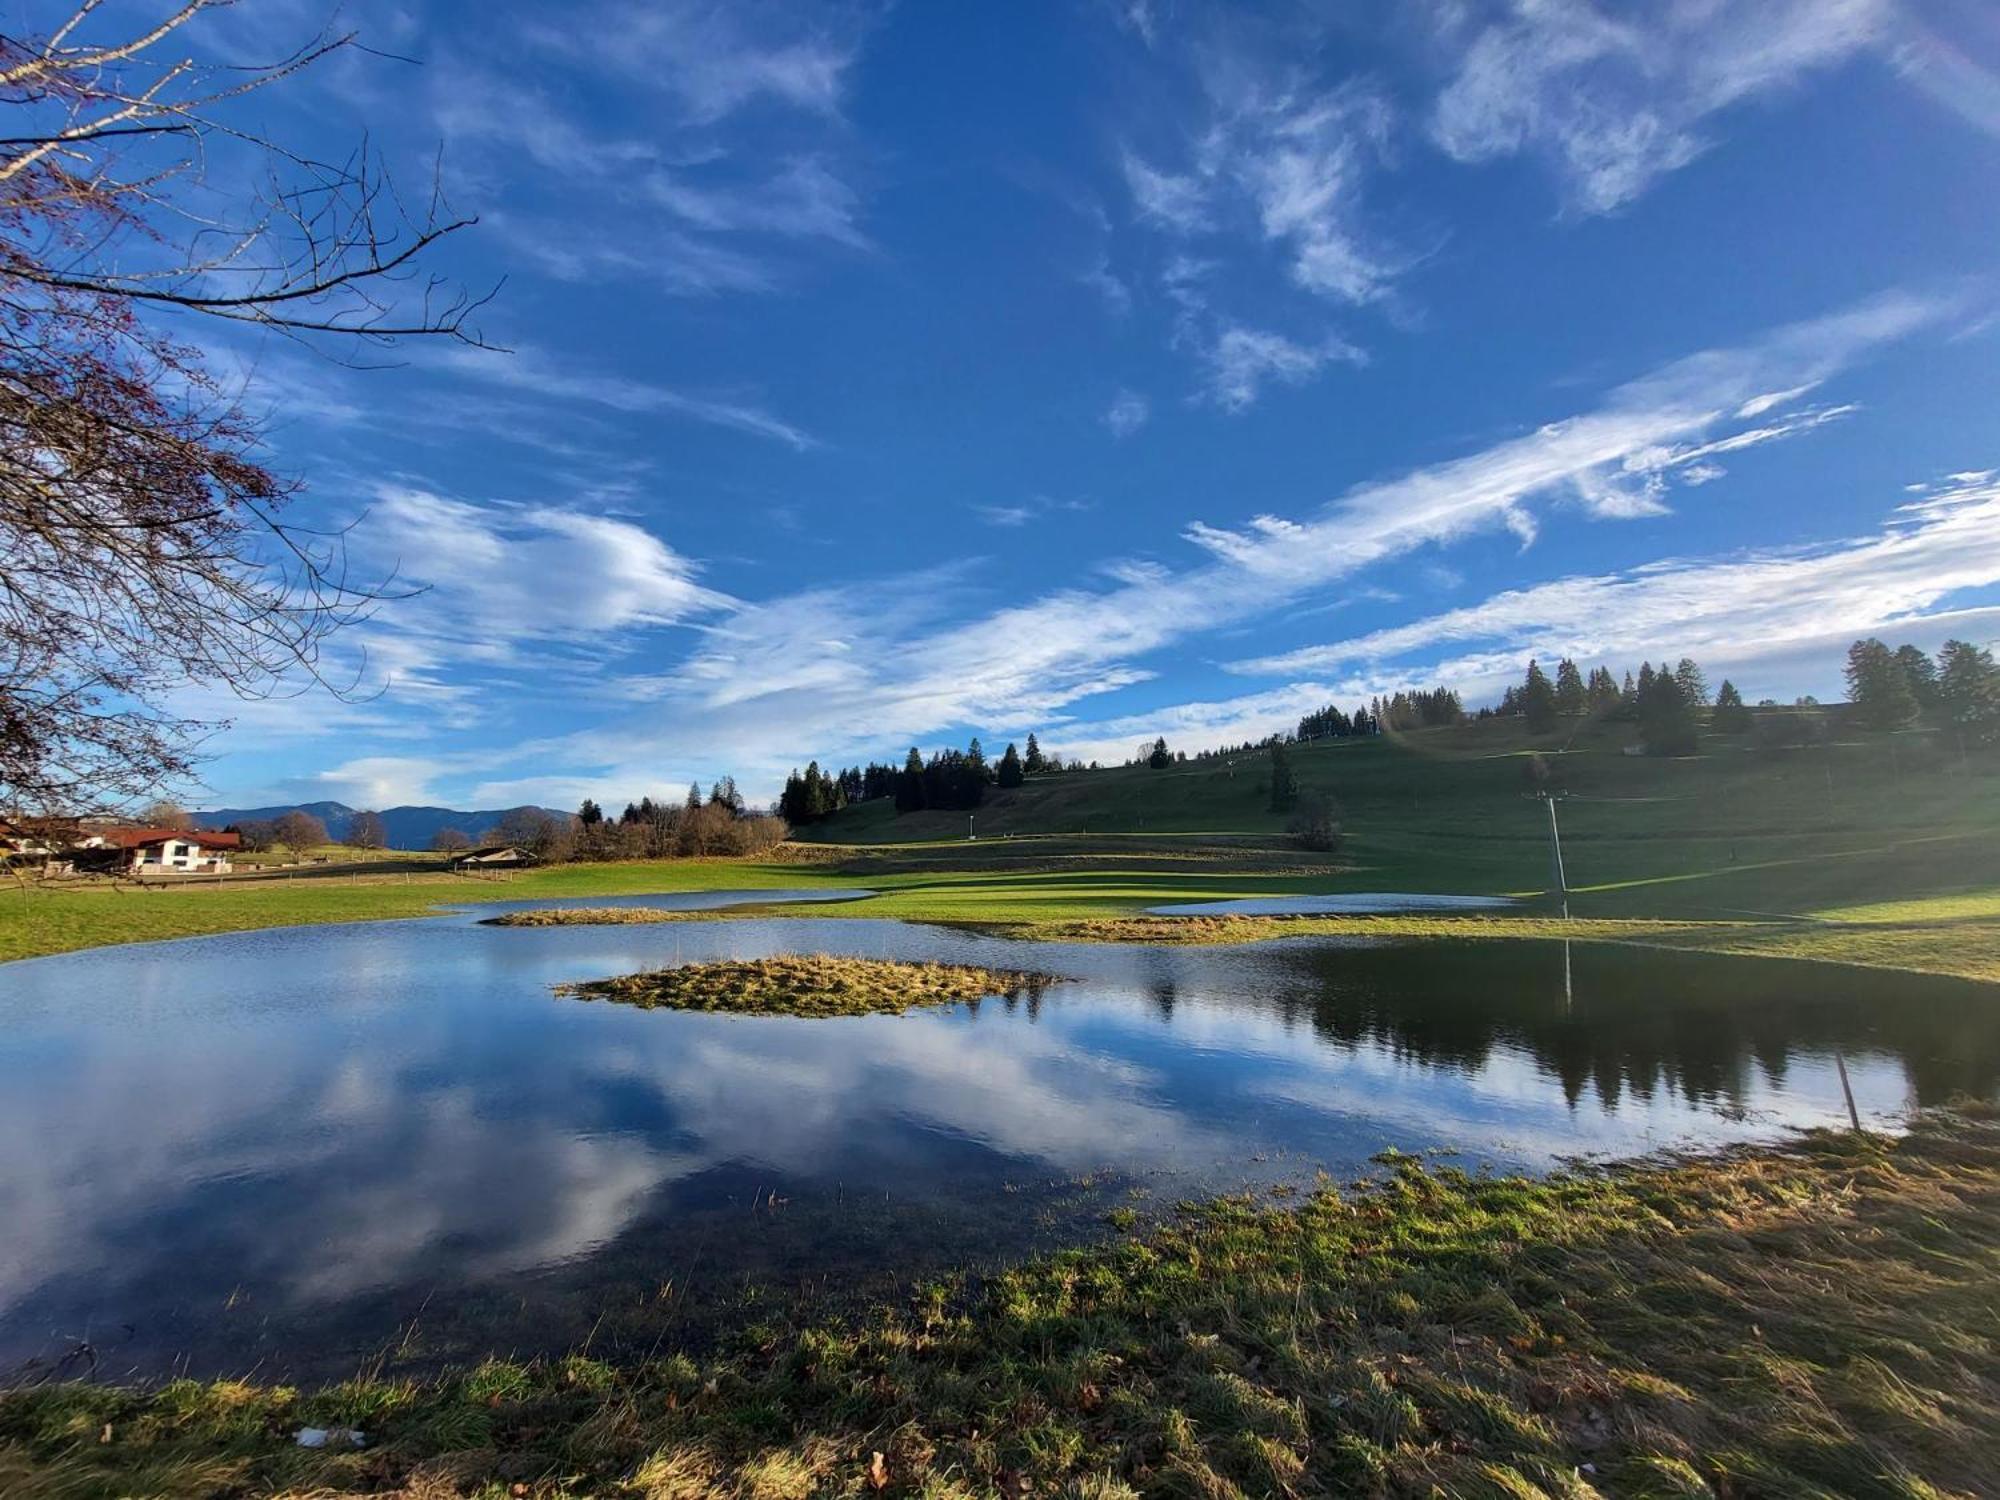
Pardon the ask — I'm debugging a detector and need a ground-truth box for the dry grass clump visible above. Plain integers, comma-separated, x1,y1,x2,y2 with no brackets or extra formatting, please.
479,906,698,927
555,955,1056,1017
5,1112,1997,1498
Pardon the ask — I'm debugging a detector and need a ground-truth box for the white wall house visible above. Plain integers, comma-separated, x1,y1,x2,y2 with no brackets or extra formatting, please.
113,829,240,874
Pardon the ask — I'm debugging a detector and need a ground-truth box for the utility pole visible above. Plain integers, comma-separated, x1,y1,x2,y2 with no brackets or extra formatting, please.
1538,791,1570,920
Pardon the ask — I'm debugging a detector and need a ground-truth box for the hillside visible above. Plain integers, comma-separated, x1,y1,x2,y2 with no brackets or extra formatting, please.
809,714,2000,920
191,801,565,849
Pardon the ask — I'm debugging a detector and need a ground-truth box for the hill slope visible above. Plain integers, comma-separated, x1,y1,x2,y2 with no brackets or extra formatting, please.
191,801,564,849
809,715,2000,919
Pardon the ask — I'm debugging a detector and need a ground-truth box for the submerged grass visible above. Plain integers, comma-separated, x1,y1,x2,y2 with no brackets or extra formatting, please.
555,956,1057,1017
5,1111,1996,1498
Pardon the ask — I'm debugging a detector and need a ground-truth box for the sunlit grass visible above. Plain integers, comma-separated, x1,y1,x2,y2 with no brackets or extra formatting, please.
7,1111,1995,1497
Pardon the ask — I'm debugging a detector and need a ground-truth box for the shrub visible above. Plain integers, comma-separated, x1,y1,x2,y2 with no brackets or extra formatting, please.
1286,795,1343,852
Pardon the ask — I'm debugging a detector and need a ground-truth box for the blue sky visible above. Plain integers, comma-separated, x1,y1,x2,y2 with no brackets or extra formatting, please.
181,0,2000,812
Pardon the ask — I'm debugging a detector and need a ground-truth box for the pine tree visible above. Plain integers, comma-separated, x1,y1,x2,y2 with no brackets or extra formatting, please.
1672,657,1709,706
1024,733,1045,775
1521,659,1559,732
1711,679,1751,733
1554,658,1586,715
1895,644,1940,710
997,742,1025,788
1845,638,1918,729
1267,739,1298,812
895,748,926,813
1585,666,1620,716
1639,667,1699,756
1938,639,2000,741
1148,736,1172,770
684,782,702,813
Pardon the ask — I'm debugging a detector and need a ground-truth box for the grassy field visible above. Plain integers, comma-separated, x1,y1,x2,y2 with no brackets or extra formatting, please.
7,717,2000,981
5,1109,1994,1498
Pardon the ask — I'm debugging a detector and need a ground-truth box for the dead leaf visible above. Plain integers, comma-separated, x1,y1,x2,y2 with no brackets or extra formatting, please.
866,1450,890,1492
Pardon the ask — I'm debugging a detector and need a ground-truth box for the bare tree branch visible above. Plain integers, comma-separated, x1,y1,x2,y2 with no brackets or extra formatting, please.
0,2,493,813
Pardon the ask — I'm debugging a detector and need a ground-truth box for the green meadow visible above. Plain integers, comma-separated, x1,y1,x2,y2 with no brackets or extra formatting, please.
9,715,1999,981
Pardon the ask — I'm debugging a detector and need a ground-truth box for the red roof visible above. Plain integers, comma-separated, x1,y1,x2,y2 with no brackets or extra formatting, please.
102,827,241,850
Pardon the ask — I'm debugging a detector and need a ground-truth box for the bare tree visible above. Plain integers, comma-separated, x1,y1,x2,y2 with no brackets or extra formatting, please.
0,2,490,814
346,809,386,849
429,825,469,853
271,808,326,853
139,797,191,829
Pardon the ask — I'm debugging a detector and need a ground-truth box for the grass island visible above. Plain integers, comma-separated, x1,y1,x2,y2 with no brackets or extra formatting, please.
554,955,1057,1017
479,906,699,927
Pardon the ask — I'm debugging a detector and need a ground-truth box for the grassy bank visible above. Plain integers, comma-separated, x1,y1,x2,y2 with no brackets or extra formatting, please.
556,956,1055,1017
10,844,2000,984
5,1110,1994,1498
8,716,2000,983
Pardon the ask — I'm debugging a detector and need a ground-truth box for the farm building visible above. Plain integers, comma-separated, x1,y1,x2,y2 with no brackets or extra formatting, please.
454,844,532,868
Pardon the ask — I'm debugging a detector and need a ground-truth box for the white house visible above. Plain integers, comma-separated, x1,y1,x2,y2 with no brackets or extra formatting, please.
107,827,241,874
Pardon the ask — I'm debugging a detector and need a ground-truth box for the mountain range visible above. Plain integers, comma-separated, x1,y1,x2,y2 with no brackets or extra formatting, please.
191,800,565,850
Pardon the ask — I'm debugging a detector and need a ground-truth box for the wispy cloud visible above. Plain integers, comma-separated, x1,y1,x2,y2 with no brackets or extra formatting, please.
523,0,862,125
644,156,870,248
1122,151,1211,233
1227,471,2000,681
1429,0,1895,213
438,347,817,450
1122,62,1400,304
1105,388,1152,437
539,291,1942,793
1202,324,1367,410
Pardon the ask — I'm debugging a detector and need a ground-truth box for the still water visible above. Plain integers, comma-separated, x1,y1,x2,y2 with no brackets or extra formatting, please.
2,897,1994,1381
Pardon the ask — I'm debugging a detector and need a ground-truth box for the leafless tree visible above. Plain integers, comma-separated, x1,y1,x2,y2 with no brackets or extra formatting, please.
139,796,190,828
346,808,385,849
0,2,490,815
429,825,468,853
271,807,326,853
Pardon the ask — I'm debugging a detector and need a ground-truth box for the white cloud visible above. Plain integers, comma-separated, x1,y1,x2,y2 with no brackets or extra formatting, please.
554,291,1942,798
1123,151,1210,232
1105,388,1151,437
1123,61,1399,306
305,757,447,810
1430,0,1895,213
206,293,1947,806
437,347,817,449
361,487,733,641
525,0,860,125
1227,472,2000,683
1202,324,1367,410
644,156,869,248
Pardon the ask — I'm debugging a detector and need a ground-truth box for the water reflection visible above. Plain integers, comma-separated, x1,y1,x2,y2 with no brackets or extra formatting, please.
0,912,1991,1381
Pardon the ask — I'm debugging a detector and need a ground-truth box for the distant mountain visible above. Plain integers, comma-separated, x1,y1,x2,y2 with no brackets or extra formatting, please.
191,801,566,850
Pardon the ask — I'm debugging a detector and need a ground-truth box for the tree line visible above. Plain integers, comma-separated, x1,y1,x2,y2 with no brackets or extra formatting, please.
1844,637,2000,738
224,779,786,862
780,733,1094,823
